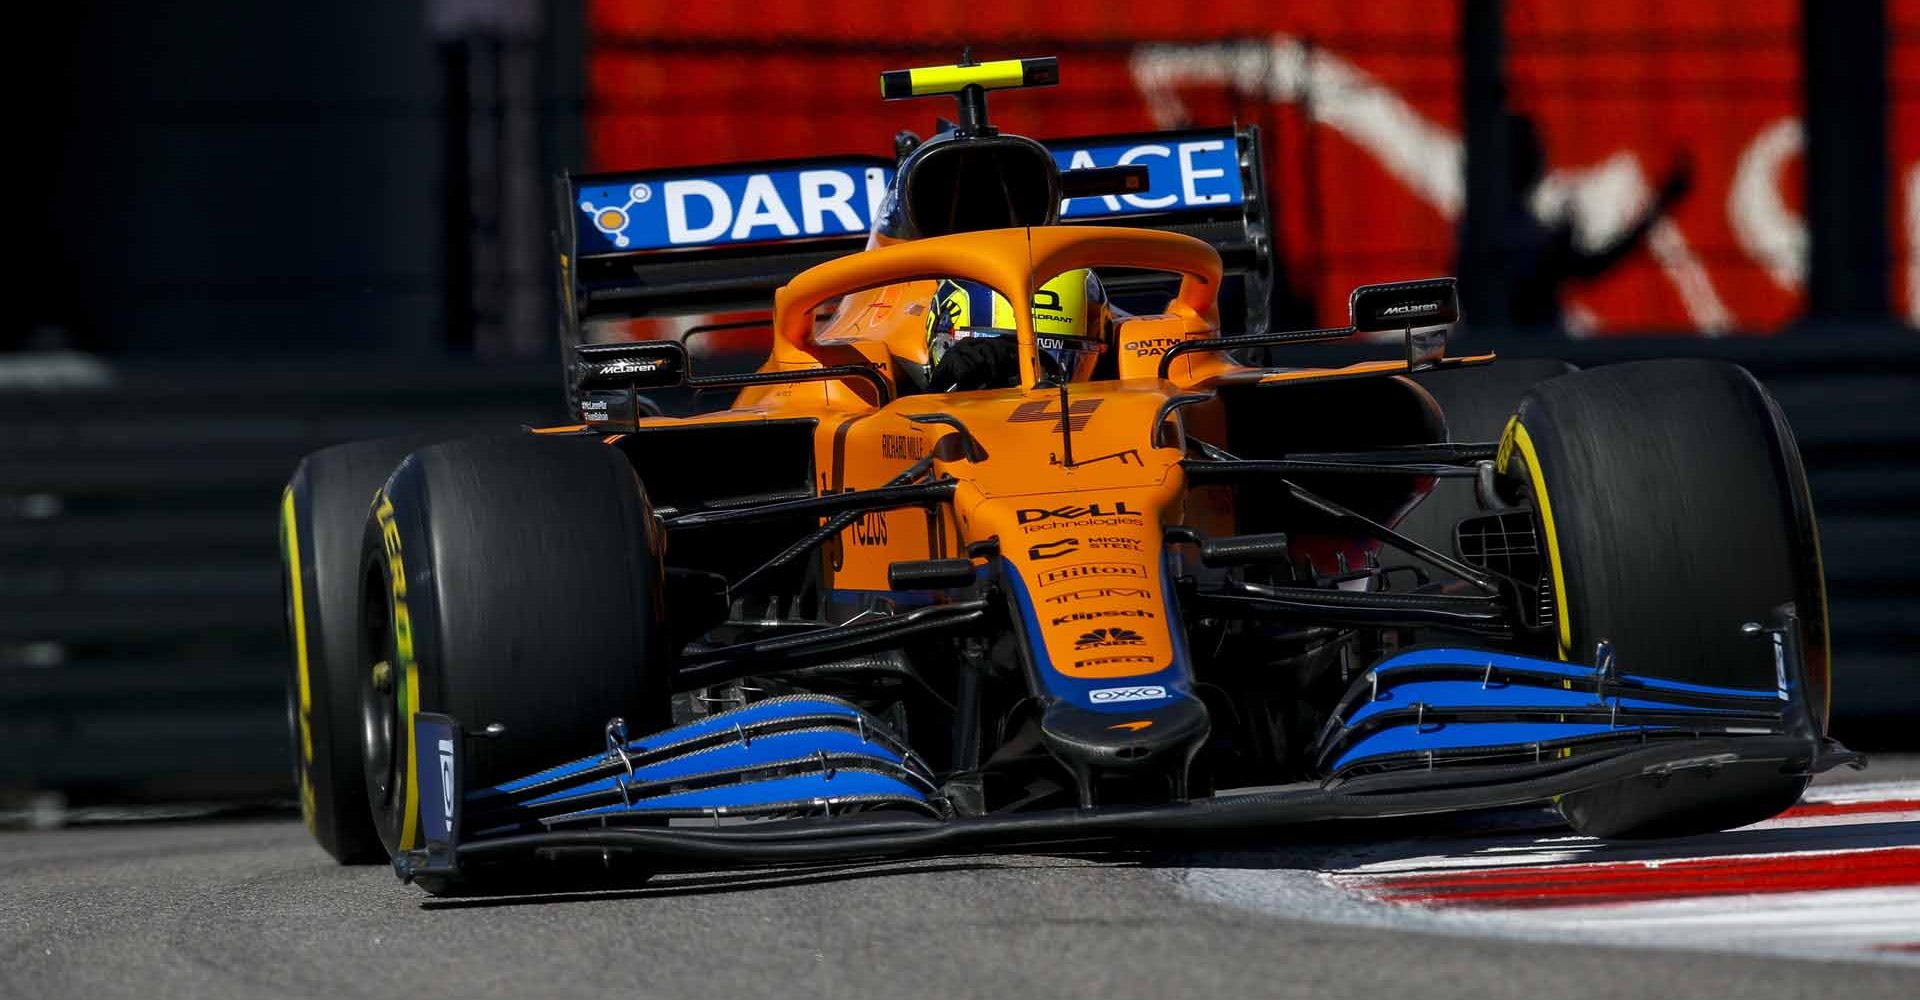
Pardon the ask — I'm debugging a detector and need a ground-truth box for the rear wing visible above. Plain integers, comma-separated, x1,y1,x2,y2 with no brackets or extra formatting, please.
554,125,1276,344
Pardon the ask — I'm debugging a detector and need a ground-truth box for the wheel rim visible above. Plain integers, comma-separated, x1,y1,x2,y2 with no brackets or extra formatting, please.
359,565,402,829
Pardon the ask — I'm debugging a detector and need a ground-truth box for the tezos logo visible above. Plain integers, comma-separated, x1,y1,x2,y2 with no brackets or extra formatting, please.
851,511,888,547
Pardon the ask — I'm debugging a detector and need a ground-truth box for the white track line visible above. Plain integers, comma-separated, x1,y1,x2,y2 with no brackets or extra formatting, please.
1169,781,1920,966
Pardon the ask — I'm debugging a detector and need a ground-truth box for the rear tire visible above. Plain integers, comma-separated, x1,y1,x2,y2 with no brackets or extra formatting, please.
358,435,671,856
1500,360,1830,837
281,436,439,863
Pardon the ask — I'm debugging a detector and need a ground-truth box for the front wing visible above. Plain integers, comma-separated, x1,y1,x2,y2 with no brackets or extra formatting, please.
394,608,1854,890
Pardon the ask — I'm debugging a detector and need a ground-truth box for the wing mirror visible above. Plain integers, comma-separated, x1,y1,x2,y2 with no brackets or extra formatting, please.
572,340,689,392
1348,277,1459,372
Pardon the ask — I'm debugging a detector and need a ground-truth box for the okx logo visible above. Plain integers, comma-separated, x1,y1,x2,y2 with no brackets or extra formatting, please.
1075,627,1146,649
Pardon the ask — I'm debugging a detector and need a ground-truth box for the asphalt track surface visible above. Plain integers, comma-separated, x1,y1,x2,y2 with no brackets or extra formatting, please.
4,766,1919,1000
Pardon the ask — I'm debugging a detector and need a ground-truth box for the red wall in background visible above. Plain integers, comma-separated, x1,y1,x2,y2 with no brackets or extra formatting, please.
587,0,1920,335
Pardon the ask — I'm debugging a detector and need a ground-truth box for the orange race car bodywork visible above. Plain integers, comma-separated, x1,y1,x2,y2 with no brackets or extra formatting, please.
559,219,1489,781
355,58,1843,888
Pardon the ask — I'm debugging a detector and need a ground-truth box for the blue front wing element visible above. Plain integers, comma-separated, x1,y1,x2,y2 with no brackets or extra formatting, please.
1313,646,1789,778
548,770,934,823
463,695,939,835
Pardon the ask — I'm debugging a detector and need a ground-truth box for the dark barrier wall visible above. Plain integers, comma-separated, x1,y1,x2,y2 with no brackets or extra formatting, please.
13,1,445,357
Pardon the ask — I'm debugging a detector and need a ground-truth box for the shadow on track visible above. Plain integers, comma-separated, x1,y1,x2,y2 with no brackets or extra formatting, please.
419,858,1090,910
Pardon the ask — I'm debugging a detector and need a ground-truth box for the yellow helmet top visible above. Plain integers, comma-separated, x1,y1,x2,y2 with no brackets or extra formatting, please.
925,269,1109,382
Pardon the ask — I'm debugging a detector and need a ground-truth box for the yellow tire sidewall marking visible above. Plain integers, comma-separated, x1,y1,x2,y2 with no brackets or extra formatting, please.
279,487,318,833
376,490,421,851
1498,416,1573,659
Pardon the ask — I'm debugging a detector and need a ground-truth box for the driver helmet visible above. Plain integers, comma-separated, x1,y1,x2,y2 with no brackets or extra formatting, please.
925,268,1110,384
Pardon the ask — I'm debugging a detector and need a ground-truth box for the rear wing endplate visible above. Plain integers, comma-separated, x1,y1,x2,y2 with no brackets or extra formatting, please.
554,125,1275,344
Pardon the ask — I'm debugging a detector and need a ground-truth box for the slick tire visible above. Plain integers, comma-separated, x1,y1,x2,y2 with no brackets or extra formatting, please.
281,436,441,864
1500,360,1830,838
1391,358,1574,581
358,435,671,857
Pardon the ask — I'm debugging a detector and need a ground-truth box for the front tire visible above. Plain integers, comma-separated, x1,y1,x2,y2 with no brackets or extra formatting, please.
1392,358,1575,578
1500,360,1830,837
358,435,671,856
281,436,441,863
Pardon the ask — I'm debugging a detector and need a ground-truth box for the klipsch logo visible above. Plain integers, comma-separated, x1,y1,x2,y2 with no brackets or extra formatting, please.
1037,563,1146,588
1051,608,1155,626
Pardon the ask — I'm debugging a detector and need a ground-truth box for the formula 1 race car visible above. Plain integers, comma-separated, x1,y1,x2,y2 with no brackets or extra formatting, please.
279,56,1853,891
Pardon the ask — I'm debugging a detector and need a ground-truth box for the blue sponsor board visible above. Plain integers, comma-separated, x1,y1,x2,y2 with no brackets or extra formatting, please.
574,131,1245,255
1052,134,1243,219
575,161,893,255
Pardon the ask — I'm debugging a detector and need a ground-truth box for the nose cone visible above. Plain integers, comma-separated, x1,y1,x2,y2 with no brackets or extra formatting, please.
1039,692,1210,784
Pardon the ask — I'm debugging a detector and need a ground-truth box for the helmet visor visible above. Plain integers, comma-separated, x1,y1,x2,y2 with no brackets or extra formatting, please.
926,324,1013,370
1034,334,1104,384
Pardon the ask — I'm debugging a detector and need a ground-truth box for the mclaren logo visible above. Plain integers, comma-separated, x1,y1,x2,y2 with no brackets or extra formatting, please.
595,357,666,375
1379,301,1440,318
